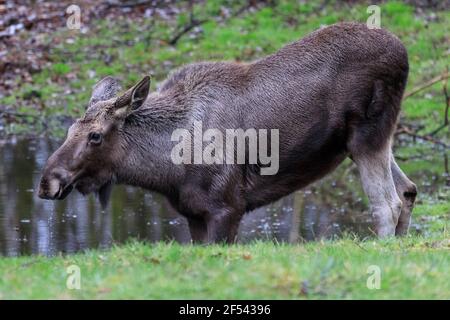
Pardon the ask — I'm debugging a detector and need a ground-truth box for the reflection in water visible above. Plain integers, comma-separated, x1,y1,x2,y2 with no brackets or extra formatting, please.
0,137,444,256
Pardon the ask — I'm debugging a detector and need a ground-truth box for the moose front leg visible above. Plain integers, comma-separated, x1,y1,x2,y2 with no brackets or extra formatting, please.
205,209,243,244
180,174,245,244
187,217,208,244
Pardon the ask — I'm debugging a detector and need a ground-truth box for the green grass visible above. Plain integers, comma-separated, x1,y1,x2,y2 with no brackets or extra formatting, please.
0,193,448,300
1,237,449,299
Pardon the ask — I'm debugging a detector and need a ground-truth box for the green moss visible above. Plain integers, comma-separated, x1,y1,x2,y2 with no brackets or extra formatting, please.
1,95,17,105
52,63,71,75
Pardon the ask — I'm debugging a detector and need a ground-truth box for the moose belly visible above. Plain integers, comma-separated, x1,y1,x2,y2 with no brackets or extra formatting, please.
244,136,348,211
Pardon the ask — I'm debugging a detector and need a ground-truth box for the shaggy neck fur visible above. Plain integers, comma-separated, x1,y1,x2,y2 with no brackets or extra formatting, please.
114,91,190,196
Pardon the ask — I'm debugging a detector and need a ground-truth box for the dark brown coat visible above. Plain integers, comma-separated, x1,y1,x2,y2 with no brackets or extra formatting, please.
39,22,417,243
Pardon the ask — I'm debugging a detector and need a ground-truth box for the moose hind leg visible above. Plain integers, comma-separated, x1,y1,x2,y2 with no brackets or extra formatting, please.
353,146,403,237
391,156,418,235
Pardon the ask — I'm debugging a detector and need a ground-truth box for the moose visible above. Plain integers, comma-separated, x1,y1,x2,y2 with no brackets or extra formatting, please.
39,22,417,243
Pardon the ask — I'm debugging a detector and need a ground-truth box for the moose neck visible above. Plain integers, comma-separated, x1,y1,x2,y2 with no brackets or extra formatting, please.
114,92,189,196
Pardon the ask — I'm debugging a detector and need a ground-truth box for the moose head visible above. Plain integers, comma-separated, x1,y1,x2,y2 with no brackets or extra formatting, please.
38,76,151,208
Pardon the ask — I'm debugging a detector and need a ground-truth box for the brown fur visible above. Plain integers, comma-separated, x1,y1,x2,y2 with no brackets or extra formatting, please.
39,22,417,243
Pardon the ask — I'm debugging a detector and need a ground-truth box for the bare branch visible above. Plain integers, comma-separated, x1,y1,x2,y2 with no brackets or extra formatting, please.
168,18,206,46
167,0,258,46
103,0,155,8
404,71,449,99
396,124,449,148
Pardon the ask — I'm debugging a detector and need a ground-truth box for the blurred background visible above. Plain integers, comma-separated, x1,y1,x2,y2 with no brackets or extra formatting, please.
0,0,448,256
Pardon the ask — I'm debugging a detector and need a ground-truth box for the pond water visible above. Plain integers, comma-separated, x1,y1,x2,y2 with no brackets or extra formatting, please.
0,136,447,256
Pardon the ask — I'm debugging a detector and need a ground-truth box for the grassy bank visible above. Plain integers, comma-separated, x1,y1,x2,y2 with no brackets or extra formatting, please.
0,238,449,299
0,193,448,300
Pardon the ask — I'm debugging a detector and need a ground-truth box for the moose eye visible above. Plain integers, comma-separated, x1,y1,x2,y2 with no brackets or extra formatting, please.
88,132,102,145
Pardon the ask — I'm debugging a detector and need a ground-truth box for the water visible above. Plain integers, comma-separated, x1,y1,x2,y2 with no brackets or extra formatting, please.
0,137,446,256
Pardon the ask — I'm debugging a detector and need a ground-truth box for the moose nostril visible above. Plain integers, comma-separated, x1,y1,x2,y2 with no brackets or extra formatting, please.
38,187,48,199
38,168,71,199
38,181,51,199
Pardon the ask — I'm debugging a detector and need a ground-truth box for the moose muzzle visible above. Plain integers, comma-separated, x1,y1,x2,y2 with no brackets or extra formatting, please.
38,167,74,200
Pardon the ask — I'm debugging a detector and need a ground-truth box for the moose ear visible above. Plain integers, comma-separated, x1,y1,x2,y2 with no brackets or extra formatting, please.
113,76,151,119
131,76,151,110
88,76,122,109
